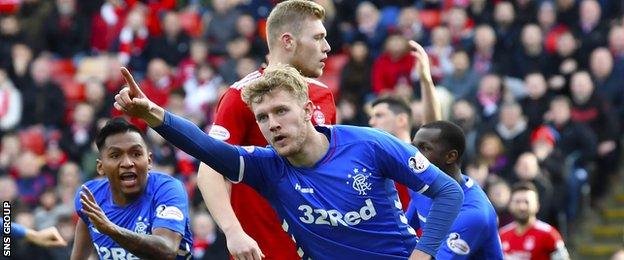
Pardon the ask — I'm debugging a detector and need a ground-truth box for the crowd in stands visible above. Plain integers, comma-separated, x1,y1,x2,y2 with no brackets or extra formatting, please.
0,0,622,258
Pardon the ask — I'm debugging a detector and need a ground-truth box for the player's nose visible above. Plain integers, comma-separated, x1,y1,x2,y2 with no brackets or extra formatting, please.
119,154,134,168
268,115,281,131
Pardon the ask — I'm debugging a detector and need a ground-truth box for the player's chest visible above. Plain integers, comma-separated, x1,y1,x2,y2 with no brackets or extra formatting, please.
89,205,155,242
503,234,550,260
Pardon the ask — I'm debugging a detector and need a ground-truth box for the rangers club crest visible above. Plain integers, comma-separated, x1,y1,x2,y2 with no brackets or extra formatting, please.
347,168,372,195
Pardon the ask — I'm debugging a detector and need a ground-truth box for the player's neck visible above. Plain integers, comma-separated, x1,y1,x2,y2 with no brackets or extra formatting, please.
286,124,329,167
267,52,291,69
110,187,139,206
514,217,537,235
397,131,412,144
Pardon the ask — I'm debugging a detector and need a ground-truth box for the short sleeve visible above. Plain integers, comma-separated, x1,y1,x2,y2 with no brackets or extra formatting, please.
152,178,190,235
74,184,89,224
373,131,442,194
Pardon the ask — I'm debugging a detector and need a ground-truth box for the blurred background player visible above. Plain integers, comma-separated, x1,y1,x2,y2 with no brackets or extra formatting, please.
499,182,570,260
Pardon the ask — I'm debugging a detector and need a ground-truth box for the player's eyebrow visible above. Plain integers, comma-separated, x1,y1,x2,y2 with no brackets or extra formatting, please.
106,144,144,151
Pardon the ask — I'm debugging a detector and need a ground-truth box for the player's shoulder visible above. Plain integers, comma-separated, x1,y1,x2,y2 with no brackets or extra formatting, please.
332,125,391,145
83,178,109,194
499,222,518,235
534,220,555,233
230,70,262,91
145,172,186,194
305,77,330,89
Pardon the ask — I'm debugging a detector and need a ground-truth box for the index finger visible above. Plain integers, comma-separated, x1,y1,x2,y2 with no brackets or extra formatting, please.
408,40,426,54
81,185,96,202
120,67,142,96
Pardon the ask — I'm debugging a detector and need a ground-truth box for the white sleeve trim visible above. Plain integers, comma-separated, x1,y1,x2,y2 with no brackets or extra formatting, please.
226,155,245,183
417,184,430,194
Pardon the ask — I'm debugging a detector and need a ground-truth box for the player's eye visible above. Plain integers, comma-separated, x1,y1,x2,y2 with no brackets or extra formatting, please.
277,108,288,115
257,114,268,122
109,153,119,159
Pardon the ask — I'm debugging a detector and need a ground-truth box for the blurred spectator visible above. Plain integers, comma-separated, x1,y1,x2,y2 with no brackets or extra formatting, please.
538,1,567,54
0,68,22,131
56,161,81,206
371,34,415,95
609,25,624,72
492,1,520,73
191,212,228,260
348,1,387,58
7,43,33,87
470,25,498,76
569,71,619,204
33,188,72,230
0,15,26,66
204,0,241,56
546,31,579,95
512,24,551,78
511,152,555,224
446,7,473,48
43,0,89,58
471,73,505,125
90,0,128,52
60,103,96,163
116,6,149,74
0,132,20,174
176,40,210,85
14,151,55,208
519,72,553,130
475,132,510,179
0,176,18,205
140,58,177,107
146,11,191,67
235,14,267,61
183,63,223,122
49,214,76,259
426,26,453,82
234,57,259,84
19,56,66,129
84,78,114,119
340,41,372,108
544,96,597,168
442,50,479,99
572,0,608,69
590,47,624,126
467,0,494,25
219,37,252,84
486,178,513,227
493,102,531,165
16,0,54,53
396,7,427,44
42,136,67,178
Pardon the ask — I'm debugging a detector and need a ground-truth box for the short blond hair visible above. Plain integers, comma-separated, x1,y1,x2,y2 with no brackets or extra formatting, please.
266,0,325,49
241,64,309,107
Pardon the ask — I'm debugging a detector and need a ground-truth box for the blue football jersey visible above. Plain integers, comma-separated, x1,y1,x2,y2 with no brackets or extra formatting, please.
75,172,193,260
406,175,503,259
234,125,445,259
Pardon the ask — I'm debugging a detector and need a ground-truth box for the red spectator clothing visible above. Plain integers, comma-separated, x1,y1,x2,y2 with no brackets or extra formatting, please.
118,26,149,65
140,76,178,107
499,220,568,260
90,3,127,52
208,69,336,259
371,52,415,95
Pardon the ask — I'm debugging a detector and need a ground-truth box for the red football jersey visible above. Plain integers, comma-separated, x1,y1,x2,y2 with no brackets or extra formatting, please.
208,69,336,259
499,220,569,260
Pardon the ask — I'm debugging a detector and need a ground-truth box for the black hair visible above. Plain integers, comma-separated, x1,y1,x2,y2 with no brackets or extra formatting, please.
511,181,538,195
95,117,145,152
371,96,413,124
419,120,466,160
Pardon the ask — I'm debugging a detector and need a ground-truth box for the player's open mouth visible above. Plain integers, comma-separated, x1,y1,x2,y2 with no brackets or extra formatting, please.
120,172,138,186
274,135,286,145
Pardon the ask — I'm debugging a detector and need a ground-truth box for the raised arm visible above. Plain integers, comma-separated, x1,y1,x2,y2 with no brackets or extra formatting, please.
410,40,441,123
197,163,264,260
79,185,181,260
114,67,243,181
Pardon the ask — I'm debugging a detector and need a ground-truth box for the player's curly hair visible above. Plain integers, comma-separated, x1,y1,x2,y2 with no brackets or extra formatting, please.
241,64,309,107
266,0,325,49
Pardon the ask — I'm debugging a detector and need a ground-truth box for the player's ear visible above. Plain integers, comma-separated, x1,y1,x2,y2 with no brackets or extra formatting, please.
96,158,105,176
147,152,153,170
304,100,314,121
445,150,458,164
281,33,295,51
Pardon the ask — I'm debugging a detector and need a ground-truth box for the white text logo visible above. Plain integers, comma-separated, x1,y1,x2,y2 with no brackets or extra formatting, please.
298,199,377,226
